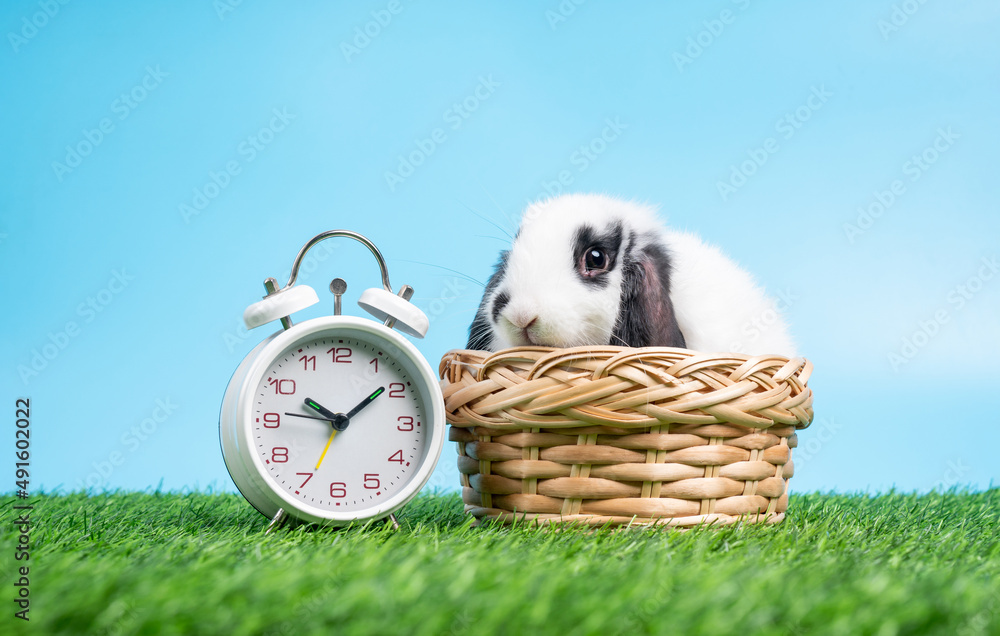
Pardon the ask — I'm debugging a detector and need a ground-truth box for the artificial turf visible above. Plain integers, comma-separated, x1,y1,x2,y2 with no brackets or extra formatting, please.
1,490,998,635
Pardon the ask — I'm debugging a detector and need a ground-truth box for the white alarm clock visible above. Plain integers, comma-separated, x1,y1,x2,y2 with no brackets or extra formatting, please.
220,230,446,530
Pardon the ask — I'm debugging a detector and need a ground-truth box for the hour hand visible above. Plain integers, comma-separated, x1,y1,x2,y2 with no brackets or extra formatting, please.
303,398,339,420
304,398,349,431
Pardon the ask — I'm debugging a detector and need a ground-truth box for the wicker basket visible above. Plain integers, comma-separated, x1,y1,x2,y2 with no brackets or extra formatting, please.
439,346,813,529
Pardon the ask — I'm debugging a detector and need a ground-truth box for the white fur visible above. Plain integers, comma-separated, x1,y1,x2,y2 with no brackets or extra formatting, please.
484,193,797,357
664,228,797,356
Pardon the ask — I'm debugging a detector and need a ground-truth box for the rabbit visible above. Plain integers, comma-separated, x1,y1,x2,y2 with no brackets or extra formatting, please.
466,193,797,357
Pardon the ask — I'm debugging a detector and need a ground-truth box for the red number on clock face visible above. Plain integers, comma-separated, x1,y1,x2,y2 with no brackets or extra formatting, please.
262,413,280,428
364,474,380,490
388,450,404,464
330,482,347,498
397,416,413,432
389,383,405,398
269,378,296,395
272,447,289,463
327,347,352,363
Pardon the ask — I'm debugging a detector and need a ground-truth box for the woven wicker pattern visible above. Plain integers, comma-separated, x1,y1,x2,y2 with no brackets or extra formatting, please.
440,346,814,528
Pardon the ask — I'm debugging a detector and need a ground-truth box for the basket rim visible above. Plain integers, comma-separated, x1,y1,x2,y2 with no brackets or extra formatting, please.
442,345,810,380
439,345,814,432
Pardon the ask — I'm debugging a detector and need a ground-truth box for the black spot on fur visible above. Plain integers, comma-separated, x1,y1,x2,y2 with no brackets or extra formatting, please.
467,251,509,350
491,291,509,322
611,237,686,348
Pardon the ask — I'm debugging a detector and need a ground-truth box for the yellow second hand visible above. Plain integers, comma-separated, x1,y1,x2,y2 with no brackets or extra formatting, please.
315,430,337,470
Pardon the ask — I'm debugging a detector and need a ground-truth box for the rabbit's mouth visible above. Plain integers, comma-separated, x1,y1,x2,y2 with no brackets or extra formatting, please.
504,324,551,347
523,329,544,345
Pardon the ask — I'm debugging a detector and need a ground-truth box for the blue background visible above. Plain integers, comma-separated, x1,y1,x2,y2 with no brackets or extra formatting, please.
2,1,997,497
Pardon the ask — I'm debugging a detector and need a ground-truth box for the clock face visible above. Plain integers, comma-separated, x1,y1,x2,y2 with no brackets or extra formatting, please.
239,322,436,518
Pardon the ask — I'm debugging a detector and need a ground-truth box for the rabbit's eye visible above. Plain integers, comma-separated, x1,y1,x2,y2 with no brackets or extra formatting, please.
584,247,610,273
573,224,620,282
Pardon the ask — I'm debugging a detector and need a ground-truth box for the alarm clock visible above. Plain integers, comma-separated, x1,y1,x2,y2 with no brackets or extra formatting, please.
220,230,446,530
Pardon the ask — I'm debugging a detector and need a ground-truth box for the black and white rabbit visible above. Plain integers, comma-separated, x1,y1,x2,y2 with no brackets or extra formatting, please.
467,193,796,356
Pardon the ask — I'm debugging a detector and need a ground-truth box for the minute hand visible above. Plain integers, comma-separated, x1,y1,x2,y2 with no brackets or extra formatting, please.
345,386,386,420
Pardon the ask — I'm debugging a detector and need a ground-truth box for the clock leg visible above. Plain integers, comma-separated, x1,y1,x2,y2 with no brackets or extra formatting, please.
388,513,400,531
264,508,287,535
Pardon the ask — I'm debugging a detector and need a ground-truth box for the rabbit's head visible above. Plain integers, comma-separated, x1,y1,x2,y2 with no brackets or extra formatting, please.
467,194,686,351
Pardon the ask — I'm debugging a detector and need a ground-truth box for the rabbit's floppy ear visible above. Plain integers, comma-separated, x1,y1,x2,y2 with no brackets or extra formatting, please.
611,237,686,348
466,250,509,350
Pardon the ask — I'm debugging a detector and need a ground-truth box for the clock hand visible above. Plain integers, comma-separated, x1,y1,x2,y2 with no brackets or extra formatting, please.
303,398,341,421
284,412,335,422
305,386,385,432
315,429,337,470
344,386,386,420
303,398,350,431
311,387,385,471
313,412,349,469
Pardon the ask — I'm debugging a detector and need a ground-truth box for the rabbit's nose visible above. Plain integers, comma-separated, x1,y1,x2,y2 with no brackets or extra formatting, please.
507,311,538,330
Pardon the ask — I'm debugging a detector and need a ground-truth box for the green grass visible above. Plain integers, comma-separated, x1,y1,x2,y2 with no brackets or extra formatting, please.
2,490,998,635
